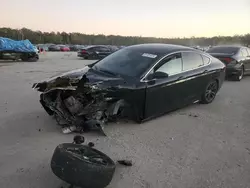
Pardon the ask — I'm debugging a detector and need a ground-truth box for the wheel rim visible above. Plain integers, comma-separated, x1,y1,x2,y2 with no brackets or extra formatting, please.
238,67,243,80
205,81,218,102
66,147,109,166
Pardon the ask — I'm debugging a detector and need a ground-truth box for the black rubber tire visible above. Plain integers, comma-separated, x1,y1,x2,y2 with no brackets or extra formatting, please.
26,57,38,62
21,53,38,62
21,56,28,61
51,143,116,188
232,66,244,81
200,80,218,104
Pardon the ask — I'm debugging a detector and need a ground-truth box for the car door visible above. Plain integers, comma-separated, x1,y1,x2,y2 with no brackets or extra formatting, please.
87,47,102,59
240,48,249,70
181,51,212,102
96,47,111,58
244,48,250,71
144,53,186,118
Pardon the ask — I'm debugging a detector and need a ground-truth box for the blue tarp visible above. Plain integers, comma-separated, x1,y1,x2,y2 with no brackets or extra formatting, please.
0,37,36,52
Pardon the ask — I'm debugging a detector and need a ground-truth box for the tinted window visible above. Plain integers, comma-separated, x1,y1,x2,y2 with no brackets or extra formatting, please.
201,55,210,64
241,48,248,57
92,47,162,77
87,47,96,51
99,47,110,52
206,46,239,54
155,53,182,76
182,52,203,71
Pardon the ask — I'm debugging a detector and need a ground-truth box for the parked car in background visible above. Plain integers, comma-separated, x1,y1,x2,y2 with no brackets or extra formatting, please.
48,45,61,51
0,37,39,61
59,45,70,52
108,45,120,52
33,45,39,53
37,44,49,52
68,45,79,51
207,45,250,81
77,45,112,59
33,44,225,130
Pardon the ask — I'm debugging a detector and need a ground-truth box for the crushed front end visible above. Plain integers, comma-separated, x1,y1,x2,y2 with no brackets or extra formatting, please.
32,74,128,135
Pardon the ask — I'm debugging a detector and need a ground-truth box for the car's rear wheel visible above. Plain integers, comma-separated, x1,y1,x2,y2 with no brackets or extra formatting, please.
200,80,218,104
233,66,244,81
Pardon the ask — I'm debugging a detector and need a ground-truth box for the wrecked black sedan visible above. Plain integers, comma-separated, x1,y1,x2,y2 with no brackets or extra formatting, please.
33,44,225,134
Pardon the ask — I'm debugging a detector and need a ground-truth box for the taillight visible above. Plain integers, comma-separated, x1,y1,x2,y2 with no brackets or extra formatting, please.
221,57,233,63
81,50,87,54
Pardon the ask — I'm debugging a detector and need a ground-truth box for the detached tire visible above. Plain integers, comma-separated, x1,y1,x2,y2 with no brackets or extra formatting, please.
51,143,116,188
200,80,218,104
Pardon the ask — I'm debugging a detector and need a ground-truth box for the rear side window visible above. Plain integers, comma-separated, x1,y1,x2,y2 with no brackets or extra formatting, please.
99,47,110,52
247,48,250,56
87,47,95,51
182,52,204,71
201,55,210,65
241,48,248,57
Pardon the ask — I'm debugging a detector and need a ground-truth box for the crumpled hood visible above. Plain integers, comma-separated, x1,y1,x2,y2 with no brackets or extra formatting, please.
32,66,128,92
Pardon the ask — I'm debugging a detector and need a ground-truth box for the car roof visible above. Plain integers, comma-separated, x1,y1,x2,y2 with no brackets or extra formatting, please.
81,45,109,49
125,43,195,55
211,45,242,49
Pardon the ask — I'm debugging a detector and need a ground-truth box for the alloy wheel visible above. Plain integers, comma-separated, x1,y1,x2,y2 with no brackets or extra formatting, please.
205,81,218,103
238,67,244,80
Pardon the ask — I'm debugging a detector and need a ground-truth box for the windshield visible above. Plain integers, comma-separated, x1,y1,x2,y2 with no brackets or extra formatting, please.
92,47,161,78
207,46,239,54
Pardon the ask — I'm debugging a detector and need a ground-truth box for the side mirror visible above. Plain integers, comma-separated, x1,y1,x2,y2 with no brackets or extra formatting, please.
153,71,169,79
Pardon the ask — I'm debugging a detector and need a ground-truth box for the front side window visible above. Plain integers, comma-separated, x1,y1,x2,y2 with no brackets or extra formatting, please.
182,52,204,71
154,53,182,76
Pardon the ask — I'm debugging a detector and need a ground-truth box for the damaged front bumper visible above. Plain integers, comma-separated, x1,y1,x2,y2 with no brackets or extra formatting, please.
33,76,127,135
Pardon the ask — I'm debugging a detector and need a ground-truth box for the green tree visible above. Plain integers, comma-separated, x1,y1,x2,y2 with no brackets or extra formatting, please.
0,27,249,46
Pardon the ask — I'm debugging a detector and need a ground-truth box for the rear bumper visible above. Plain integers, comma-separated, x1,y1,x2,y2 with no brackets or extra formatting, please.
77,53,88,58
225,65,242,77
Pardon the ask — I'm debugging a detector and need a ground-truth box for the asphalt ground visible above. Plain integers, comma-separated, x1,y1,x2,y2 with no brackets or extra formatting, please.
0,52,250,188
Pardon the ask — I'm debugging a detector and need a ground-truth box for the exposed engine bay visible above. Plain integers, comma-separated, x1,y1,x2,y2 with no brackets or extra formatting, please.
33,74,131,135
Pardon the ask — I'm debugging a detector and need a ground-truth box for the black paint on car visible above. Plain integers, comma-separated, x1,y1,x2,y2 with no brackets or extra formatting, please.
33,43,225,134
77,45,112,60
207,45,250,81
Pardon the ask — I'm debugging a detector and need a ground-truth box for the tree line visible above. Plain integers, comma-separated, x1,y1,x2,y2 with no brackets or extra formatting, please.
0,27,250,46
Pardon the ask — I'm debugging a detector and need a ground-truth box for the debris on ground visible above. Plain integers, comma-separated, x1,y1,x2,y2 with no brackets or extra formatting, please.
51,136,133,187
188,113,199,118
73,135,85,144
117,160,133,166
88,142,95,148
51,143,116,188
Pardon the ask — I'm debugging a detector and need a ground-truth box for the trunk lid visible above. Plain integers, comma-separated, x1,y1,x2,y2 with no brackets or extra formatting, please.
208,53,235,64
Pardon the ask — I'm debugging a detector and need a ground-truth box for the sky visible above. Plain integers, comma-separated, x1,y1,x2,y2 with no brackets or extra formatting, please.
1,0,250,38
